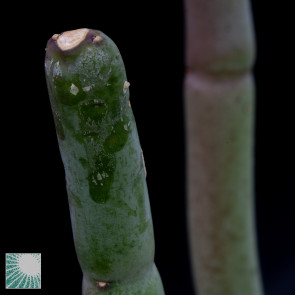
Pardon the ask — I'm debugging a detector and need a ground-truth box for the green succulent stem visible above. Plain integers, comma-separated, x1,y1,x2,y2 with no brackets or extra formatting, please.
184,1,264,294
45,28,164,295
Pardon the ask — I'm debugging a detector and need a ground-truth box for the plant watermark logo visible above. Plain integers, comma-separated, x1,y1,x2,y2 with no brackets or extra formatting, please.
5,253,41,289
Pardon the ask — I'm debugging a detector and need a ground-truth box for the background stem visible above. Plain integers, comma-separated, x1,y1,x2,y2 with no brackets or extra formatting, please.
184,0,264,294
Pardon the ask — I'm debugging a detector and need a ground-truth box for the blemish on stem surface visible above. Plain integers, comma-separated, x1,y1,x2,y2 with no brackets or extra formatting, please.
96,281,110,290
57,28,89,51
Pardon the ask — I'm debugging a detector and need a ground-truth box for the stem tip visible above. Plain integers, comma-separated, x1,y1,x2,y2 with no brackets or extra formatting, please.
57,28,89,51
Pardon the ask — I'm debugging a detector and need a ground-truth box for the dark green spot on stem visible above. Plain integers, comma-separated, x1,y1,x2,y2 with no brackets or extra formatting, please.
88,154,115,203
79,99,107,124
92,255,112,277
104,118,129,153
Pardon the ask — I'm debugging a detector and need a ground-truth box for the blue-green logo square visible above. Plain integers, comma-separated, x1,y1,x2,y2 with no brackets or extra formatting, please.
5,253,41,289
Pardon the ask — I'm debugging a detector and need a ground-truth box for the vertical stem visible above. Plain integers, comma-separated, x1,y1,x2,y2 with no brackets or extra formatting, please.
184,0,264,294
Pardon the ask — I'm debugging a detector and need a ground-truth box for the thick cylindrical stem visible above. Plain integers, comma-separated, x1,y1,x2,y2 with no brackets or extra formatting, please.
184,0,264,294
45,28,164,295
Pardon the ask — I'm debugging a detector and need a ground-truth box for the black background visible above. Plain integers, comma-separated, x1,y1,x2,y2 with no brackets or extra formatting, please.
1,1,294,294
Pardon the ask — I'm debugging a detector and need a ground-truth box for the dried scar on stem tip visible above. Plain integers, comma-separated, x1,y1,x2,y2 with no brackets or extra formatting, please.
56,28,89,51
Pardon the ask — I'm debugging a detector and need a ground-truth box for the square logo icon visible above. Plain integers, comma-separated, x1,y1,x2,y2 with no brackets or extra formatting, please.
5,253,41,289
